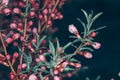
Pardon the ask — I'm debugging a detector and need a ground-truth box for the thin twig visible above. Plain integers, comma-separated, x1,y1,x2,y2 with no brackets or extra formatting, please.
0,32,16,75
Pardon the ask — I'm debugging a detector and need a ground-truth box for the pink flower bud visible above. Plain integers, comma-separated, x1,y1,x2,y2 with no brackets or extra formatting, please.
38,14,43,19
13,42,18,47
28,20,33,26
89,32,97,38
1,0,9,6
10,23,17,29
39,55,46,61
68,24,78,34
41,66,46,70
43,9,48,15
13,8,21,14
92,42,101,49
58,14,63,19
20,36,25,42
28,74,38,80
13,33,20,40
29,11,35,17
13,52,19,58
62,61,68,67
32,28,37,33
84,52,93,59
51,13,55,18
10,73,15,79
6,54,11,60
17,64,22,70
75,63,81,68
67,72,72,77
47,20,52,25
118,72,120,77
39,50,42,54
35,58,40,62
53,76,61,80
22,63,27,69
6,38,13,44
3,8,11,15
59,68,64,72
54,69,59,74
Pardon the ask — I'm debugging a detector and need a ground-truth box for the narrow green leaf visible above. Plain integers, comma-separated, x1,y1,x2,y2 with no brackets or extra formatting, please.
62,42,72,50
49,41,55,56
56,38,60,51
81,9,89,22
77,18,87,38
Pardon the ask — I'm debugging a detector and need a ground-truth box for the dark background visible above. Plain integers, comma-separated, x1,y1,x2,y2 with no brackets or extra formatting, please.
55,0,120,80
0,0,120,80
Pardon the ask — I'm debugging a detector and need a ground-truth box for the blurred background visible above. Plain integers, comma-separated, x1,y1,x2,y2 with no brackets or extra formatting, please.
0,0,120,80
55,0,120,80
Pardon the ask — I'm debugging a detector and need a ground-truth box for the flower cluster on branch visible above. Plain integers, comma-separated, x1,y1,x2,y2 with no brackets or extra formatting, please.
0,0,105,80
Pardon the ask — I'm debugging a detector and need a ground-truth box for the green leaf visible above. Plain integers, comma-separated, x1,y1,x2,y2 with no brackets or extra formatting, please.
77,18,87,38
62,42,72,50
80,47,94,52
92,12,103,24
56,38,60,51
81,9,89,23
49,41,55,56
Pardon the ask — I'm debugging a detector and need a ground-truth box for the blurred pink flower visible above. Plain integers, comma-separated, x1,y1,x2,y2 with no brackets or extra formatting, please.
28,74,38,80
92,42,101,49
1,0,9,6
68,24,78,34
84,52,93,59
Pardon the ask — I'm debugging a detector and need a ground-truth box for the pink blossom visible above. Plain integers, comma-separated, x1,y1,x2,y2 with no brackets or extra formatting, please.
39,55,46,61
13,52,19,58
62,61,68,67
75,63,82,68
3,8,11,15
43,9,48,15
22,63,27,69
35,58,40,62
68,24,78,34
10,23,17,29
6,54,11,60
84,52,93,59
13,33,20,40
54,69,59,74
13,8,21,14
53,76,61,80
28,74,38,80
92,42,101,49
6,38,13,44
1,0,9,6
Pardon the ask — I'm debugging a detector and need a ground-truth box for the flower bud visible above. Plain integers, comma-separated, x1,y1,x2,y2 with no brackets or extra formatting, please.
6,38,13,44
68,24,78,34
6,54,11,60
92,42,101,49
84,52,93,59
54,69,59,75
53,76,61,80
1,0,9,6
43,9,48,15
10,23,17,29
13,8,21,14
28,74,38,80
22,63,27,69
39,55,46,61
89,32,97,38
75,63,81,68
68,24,81,38
13,52,19,58
12,33,20,40
3,8,11,15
